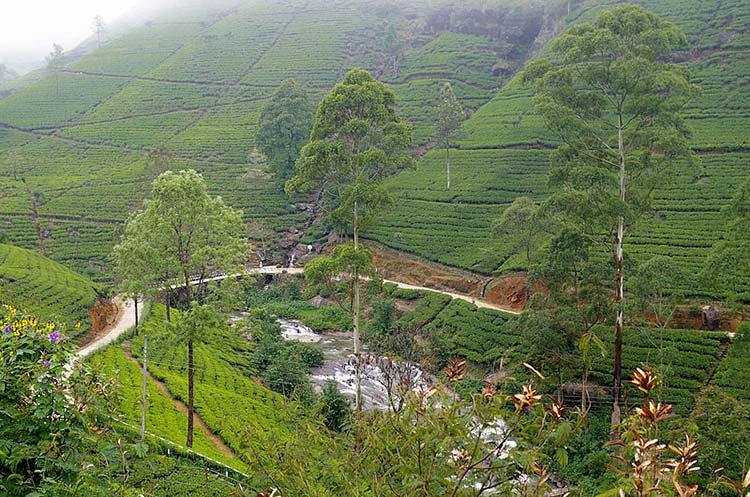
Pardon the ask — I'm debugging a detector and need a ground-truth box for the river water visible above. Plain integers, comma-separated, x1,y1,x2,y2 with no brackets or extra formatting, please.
278,318,430,410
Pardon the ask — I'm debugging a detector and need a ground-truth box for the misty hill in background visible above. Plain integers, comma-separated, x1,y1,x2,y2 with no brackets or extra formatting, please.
0,0,748,301
0,0,555,279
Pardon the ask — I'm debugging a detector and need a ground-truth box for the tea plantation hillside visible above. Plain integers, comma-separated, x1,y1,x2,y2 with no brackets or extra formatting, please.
0,0,558,279
370,0,750,298
0,243,100,332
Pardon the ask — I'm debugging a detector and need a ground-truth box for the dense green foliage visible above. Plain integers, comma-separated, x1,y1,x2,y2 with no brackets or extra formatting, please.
246,309,324,399
0,306,114,495
240,277,352,331
0,243,100,333
256,79,314,181
114,169,247,301
689,385,750,483
244,369,580,497
288,68,413,235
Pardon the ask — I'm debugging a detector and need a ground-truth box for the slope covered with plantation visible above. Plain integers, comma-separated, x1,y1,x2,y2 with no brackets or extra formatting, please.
0,0,556,280
0,243,100,331
371,0,750,299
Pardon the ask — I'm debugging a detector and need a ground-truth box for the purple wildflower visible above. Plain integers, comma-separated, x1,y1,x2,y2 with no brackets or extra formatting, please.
2,326,8,333
44,360,51,368
49,331,60,342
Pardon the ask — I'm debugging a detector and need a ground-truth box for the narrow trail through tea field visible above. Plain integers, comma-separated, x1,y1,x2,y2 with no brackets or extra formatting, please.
381,278,521,315
121,342,237,458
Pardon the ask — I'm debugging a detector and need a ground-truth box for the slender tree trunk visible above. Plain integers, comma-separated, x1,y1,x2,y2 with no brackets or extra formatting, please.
22,180,46,256
526,229,532,266
611,114,626,432
581,362,589,429
134,296,139,335
141,334,148,441
446,146,451,191
187,339,194,448
353,201,362,418
165,294,171,322
184,272,194,448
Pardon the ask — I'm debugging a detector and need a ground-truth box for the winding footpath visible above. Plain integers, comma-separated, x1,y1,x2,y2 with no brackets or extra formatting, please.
79,266,518,359
381,278,520,315
77,296,144,358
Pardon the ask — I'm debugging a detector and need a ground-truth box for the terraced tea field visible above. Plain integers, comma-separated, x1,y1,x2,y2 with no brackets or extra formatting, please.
369,0,750,298
370,148,550,273
128,306,290,454
712,328,750,401
91,345,244,470
0,243,101,332
398,294,727,414
1,0,553,278
2,0,748,297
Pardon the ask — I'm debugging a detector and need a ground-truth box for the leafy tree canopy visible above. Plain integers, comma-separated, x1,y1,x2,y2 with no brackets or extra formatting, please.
114,169,247,301
287,68,412,236
256,79,315,181
525,3,697,236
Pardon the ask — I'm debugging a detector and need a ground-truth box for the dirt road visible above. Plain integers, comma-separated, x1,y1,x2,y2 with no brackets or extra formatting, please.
77,296,144,358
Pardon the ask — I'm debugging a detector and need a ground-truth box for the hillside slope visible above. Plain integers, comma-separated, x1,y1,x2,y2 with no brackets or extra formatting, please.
0,0,556,279
0,243,100,332
370,0,750,297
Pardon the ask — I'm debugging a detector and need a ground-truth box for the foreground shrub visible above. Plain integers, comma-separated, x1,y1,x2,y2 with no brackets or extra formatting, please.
0,305,117,496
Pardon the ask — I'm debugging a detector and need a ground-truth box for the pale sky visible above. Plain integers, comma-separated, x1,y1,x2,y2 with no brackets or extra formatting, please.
0,0,143,71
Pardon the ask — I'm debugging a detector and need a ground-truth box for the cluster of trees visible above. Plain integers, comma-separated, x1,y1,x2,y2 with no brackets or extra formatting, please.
287,68,413,415
245,308,323,398
424,1,546,45
255,80,314,183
